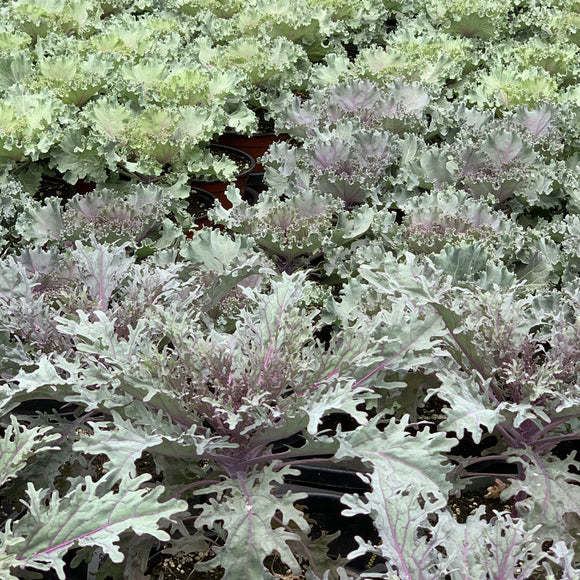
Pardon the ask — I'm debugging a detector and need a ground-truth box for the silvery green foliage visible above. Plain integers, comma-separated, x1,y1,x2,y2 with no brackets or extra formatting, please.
15,182,185,248
0,180,35,250
341,245,580,556
438,104,574,213
0,474,187,579
1,1,580,577
276,79,431,139
279,69,578,210
211,186,374,272
266,82,420,204
0,417,59,488
0,236,386,577
269,78,578,216
351,20,479,95
5,200,579,578
265,127,401,206
420,0,515,40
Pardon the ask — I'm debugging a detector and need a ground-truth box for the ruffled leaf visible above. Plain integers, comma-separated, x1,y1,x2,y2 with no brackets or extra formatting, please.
0,416,59,488
5,474,186,579
194,463,309,579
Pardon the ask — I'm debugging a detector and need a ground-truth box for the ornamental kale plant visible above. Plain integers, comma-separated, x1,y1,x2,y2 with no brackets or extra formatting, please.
267,80,434,209
275,79,431,138
339,20,479,98
1,170,580,578
211,186,374,273
264,128,401,207
0,227,387,578
413,102,578,218
1,0,580,578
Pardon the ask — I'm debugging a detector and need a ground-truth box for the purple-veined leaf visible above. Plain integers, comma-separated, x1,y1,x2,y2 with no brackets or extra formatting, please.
516,105,555,141
435,368,505,445
503,452,580,546
6,474,186,580
0,416,59,488
71,240,134,310
335,415,455,494
194,463,309,579
482,130,532,168
447,507,546,580
342,472,453,580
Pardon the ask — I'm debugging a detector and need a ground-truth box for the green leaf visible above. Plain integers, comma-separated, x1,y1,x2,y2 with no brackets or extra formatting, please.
0,524,26,580
193,463,309,579
505,453,580,547
335,415,455,495
180,227,265,310
71,240,134,310
181,228,257,274
51,129,111,184
0,53,32,89
431,244,491,283
419,149,457,188
332,204,374,244
73,412,164,480
301,377,374,436
0,416,59,488
447,507,546,579
430,244,516,289
16,197,64,244
83,98,131,141
374,298,447,373
429,302,491,379
8,474,186,579
483,129,531,168
342,472,453,578
515,238,562,288
435,368,505,444
10,356,70,401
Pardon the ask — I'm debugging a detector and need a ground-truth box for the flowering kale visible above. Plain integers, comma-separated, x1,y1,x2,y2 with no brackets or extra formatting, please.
1,1,580,578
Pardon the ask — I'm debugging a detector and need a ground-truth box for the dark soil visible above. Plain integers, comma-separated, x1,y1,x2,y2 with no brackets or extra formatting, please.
187,187,216,218
149,551,223,579
37,173,76,201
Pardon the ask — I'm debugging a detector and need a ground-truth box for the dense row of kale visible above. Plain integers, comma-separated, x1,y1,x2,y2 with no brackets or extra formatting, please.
0,1,579,578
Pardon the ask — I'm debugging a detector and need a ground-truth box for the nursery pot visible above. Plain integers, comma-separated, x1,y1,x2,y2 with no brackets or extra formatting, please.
247,171,266,194
189,144,255,209
14,398,81,418
186,187,218,233
278,463,388,576
217,132,287,173
449,431,520,485
244,186,259,206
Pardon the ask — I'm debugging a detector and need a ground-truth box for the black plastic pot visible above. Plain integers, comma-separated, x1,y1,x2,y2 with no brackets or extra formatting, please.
13,398,82,419
247,171,267,195
190,144,255,209
244,186,259,205
82,464,386,579
217,132,287,173
278,463,388,576
187,186,218,232
449,431,520,489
